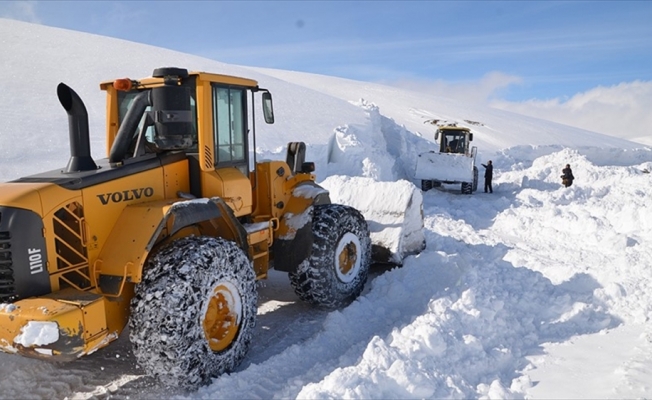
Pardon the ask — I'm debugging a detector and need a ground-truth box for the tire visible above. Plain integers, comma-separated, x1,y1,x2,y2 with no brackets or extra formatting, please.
432,181,442,188
461,182,472,194
472,167,479,192
421,179,433,191
289,204,371,308
129,236,257,389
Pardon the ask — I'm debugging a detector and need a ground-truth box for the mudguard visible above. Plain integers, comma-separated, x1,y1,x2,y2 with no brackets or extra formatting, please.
272,182,330,272
94,197,247,296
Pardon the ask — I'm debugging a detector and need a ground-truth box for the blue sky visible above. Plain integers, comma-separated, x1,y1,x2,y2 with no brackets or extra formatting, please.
1,1,651,103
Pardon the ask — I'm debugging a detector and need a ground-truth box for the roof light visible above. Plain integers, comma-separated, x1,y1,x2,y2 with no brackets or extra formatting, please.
113,78,134,91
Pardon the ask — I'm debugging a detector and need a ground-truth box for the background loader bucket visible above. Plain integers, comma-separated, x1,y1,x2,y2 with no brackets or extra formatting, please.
320,176,425,264
414,151,475,182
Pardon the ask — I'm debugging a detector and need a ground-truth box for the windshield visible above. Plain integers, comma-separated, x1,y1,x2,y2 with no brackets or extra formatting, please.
117,84,198,152
441,131,467,154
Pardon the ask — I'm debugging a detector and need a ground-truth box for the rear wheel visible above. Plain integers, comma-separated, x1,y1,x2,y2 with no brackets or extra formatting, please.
129,236,257,389
461,182,473,194
289,204,371,308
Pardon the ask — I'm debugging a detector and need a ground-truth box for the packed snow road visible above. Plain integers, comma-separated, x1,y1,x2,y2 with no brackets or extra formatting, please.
0,269,337,399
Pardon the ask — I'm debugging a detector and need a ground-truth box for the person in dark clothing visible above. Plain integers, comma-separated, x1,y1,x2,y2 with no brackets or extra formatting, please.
561,164,574,187
481,160,493,193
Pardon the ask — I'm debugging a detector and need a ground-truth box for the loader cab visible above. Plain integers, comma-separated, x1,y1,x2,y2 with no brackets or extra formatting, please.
436,127,473,155
101,68,275,216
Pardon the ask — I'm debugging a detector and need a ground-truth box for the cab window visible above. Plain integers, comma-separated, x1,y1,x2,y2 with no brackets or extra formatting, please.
442,131,466,154
212,85,247,166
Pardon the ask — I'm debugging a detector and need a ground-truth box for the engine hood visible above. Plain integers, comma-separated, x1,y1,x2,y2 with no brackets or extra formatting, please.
0,182,49,215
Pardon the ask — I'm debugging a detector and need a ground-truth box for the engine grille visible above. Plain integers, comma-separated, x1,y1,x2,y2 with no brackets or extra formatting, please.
51,202,91,291
0,230,15,302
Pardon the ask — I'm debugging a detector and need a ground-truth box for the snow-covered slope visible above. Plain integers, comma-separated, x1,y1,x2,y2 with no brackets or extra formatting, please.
1,18,651,399
0,18,639,182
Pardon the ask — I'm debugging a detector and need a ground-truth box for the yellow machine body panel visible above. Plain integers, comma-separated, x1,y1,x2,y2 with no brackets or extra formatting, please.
0,182,48,212
0,159,193,356
0,288,132,361
79,167,173,259
94,199,176,289
252,160,322,223
201,168,253,217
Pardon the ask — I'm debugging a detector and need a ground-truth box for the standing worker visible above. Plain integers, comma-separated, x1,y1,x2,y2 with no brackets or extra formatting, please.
481,160,493,193
561,164,574,187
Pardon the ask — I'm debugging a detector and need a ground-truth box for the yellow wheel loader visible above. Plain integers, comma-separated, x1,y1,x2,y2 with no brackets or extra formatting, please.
0,68,372,388
414,124,479,194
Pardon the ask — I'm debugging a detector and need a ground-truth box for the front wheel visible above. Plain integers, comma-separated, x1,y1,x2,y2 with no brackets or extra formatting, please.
421,179,433,191
129,236,257,389
289,204,371,308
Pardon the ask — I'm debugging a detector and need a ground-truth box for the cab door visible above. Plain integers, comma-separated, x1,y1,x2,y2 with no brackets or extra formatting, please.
197,84,253,216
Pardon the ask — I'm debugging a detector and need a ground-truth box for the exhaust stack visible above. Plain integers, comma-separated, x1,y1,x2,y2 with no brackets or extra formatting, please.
57,83,97,173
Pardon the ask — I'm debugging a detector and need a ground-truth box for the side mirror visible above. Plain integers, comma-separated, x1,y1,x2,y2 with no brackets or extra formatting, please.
469,133,473,141
434,130,439,141
262,91,274,124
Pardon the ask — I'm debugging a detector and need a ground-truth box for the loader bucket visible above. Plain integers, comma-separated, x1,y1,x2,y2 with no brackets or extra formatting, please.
320,176,425,264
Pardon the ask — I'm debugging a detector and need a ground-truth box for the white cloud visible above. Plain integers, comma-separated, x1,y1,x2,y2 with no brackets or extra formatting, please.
388,73,652,147
491,81,652,146
0,1,40,23
387,71,523,104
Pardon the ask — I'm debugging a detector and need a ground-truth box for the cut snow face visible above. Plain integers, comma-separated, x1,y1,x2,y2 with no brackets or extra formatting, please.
323,99,430,184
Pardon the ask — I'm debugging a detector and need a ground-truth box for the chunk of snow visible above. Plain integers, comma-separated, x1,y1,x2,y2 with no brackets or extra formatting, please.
279,207,313,240
13,321,59,347
0,304,17,312
293,185,329,199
